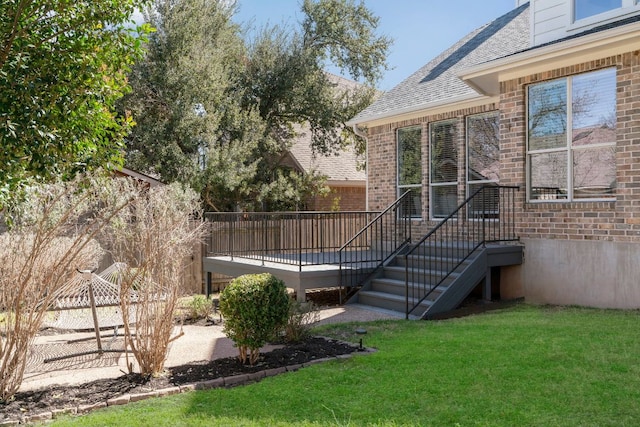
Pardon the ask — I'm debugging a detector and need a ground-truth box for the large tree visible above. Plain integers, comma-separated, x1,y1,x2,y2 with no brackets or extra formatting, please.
0,0,151,203
123,0,389,211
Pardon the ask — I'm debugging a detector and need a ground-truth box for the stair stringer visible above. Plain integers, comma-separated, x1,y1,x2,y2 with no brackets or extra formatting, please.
416,248,489,320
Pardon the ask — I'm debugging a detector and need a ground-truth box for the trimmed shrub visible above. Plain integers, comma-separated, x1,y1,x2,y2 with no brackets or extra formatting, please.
219,273,290,364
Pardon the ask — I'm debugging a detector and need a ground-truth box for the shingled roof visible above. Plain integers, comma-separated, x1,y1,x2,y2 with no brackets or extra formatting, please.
349,3,530,126
288,133,365,185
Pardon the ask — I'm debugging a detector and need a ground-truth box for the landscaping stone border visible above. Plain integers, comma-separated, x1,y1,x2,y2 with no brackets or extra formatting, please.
2,345,376,425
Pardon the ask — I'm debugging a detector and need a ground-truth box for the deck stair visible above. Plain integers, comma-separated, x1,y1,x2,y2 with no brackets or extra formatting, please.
342,185,522,319
350,243,521,319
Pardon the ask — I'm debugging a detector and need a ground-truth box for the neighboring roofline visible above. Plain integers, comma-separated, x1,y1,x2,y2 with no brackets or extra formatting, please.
283,151,306,175
347,93,496,128
117,167,165,187
460,20,640,95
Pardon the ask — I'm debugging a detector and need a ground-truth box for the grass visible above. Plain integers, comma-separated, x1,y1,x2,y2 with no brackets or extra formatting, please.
50,304,640,426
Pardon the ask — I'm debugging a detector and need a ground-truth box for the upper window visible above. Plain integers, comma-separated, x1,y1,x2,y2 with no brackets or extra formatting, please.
527,68,617,202
573,0,638,24
430,120,458,219
575,0,622,20
397,126,422,219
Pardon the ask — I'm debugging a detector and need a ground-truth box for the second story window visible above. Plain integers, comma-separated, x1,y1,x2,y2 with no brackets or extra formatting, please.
575,0,622,21
573,0,639,23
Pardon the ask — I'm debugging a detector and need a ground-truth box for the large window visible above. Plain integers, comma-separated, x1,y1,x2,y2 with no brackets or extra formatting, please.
430,120,458,219
467,112,500,219
467,112,500,195
527,68,616,202
397,126,422,218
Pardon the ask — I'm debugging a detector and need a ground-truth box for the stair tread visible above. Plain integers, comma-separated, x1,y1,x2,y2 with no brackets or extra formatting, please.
359,290,435,306
385,265,462,276
372,276,453,288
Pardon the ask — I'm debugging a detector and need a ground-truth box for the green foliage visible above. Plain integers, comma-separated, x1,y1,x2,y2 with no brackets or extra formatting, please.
219,273,290,364
0,1,153,204
282,300,320,343
185,295,214,320
121,0,390,211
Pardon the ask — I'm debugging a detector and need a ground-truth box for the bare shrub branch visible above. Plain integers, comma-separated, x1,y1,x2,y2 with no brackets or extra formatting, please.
102,180,204,376
0,175,132,402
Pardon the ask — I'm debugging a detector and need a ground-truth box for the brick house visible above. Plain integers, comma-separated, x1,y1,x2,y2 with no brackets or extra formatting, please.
280,136,366,211
348,0,640,309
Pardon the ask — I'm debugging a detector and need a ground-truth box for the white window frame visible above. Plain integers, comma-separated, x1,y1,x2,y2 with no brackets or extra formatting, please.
429,119,458,220
397,126,422,220
570,0,639,29
526,68,617,203
466,112,500,193
466,111,500,220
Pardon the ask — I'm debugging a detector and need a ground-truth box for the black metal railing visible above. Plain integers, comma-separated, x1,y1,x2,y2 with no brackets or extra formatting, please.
338,191,413,300
405,185,519,318
205,211,379,270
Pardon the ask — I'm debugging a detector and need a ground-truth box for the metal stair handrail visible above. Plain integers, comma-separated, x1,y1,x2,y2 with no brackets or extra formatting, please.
405,185,519,318
338,190,413,302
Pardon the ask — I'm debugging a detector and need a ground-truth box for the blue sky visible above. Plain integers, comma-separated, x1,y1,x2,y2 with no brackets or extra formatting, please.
232,0,518,90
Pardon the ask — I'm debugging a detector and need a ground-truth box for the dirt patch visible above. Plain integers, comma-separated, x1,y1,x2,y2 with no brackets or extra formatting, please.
0,336,360,424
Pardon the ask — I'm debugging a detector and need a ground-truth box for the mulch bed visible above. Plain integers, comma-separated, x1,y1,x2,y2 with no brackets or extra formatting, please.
1,335,361,424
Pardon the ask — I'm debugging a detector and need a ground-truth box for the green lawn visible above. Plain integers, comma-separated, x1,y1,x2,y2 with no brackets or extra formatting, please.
51,304,640,426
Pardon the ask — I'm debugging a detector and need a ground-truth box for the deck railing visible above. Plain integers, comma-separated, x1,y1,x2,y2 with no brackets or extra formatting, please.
205,211,379,270
338,191,413,300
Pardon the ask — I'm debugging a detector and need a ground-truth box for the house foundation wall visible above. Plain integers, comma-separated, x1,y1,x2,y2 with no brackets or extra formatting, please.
502,238,640,309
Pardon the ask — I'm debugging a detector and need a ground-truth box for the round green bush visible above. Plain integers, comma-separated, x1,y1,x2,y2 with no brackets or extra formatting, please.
219,273,290,364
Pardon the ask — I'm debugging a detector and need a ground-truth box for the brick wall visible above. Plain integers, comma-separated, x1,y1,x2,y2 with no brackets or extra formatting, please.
366,104,498,236
500,51,640,243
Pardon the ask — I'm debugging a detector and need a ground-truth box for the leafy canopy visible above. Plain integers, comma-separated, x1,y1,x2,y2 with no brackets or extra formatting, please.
122,0,390,211
0,0,152,204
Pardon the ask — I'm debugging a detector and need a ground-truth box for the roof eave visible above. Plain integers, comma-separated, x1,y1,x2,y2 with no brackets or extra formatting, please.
347,92,494,128
459,22,640,95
